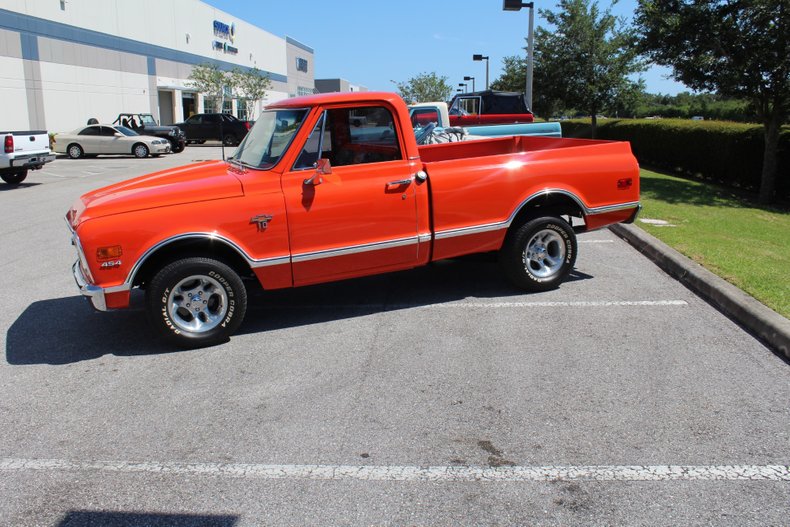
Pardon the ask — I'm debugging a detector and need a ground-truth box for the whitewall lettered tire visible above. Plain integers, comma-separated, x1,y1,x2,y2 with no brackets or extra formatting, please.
499,216,577,292
146,257,248,348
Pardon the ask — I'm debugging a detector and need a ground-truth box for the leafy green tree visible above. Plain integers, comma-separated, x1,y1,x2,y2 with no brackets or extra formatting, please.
534,0,645,135
231,67,272,121
187,63,228,113
394,72,453,104
491,55,564,118
635,0,789,203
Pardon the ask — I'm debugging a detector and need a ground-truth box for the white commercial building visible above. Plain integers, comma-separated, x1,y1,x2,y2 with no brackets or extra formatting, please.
0,0,315,132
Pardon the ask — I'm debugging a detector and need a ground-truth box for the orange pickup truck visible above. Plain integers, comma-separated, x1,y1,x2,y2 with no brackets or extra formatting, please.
66,92,640,347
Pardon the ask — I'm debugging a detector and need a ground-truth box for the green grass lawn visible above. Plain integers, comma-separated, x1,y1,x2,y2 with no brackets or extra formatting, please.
636,168,790,319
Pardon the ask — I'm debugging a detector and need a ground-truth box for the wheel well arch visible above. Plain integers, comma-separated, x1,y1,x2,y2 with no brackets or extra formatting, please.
508,191,586,233
131,236,256,289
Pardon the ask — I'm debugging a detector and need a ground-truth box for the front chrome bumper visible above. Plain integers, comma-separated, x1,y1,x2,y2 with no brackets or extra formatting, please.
72,261,107,311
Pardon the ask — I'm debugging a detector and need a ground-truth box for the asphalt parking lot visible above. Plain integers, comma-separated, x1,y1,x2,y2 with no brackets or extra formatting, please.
1,149,788,526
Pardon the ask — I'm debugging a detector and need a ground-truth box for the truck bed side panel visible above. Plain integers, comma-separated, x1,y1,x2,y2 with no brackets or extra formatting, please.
422,137,639,261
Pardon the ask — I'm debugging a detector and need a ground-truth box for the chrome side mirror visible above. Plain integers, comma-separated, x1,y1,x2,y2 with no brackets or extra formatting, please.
304,158,332,185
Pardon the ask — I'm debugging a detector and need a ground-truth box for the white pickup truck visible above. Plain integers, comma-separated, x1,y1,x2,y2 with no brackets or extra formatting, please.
408,102,561,144
1,130,55,185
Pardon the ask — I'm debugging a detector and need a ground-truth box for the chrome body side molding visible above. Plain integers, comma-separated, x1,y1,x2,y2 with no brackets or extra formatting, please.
433,190,640,240
124,233,290,288
291,236,419,263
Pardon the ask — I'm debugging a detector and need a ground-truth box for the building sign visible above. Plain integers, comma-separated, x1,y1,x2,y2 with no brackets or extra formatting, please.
213,19,238,54
213,41,238,54
213,20,235,43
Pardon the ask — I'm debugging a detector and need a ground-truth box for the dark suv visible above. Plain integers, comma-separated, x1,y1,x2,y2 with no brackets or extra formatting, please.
174,113,250,146
113,113,186,153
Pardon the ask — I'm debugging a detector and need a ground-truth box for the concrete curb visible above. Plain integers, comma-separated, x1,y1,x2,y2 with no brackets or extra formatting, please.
610,223,790,360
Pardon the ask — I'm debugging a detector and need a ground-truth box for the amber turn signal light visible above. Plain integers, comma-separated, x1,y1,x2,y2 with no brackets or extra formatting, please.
96,245,123,260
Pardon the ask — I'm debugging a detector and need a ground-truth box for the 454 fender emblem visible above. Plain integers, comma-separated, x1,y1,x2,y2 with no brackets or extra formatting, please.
250,214,273,232
99,260,122,269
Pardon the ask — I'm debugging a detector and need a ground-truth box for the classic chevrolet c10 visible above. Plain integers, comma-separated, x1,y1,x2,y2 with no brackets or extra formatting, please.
66,91,640,347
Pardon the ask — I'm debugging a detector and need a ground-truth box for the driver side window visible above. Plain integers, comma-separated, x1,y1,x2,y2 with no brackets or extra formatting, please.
292,106,402,170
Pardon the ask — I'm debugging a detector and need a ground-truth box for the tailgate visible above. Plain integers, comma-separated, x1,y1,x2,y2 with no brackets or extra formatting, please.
5,131,50,153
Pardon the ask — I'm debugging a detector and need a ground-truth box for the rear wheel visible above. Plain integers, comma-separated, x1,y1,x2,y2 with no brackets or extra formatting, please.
67,143,83,159
133,143,149,158
146,257,248,348
499,216,577,292
222,134,237,146
1,170,27,185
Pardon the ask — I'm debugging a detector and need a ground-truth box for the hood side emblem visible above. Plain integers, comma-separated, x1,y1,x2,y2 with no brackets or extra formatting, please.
250,214,273,232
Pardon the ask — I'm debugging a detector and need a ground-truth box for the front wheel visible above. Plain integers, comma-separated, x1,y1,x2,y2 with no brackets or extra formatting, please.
146,257,248,348
222,134,237,146
1,170,28,185
133,143,150,158
499,216,577,292
67,143,83,159
171,141,185,153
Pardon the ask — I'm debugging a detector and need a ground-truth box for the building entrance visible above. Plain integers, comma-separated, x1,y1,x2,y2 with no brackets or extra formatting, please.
182,93,196,120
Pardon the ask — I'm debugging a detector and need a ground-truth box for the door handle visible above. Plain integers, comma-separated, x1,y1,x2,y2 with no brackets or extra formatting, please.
386,178,413,187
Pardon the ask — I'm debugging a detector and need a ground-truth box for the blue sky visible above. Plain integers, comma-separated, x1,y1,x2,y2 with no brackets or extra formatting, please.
203,0,688,95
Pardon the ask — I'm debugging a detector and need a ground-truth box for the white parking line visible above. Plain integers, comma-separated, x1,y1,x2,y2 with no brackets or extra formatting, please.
429,300,688,308
253,301,689,311
578,239,615,243
1,458,786,482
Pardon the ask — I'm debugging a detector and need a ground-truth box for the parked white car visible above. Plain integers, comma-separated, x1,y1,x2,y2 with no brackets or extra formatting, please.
53,124,171,159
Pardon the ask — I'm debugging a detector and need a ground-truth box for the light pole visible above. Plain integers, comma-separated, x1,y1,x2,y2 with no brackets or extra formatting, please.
472,54,489,90
503,0,534,110
463,76,476,92
458,82,468,93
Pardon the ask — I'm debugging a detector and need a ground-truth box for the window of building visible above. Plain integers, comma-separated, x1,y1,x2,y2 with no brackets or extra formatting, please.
297,86,314,97
296,57,308,72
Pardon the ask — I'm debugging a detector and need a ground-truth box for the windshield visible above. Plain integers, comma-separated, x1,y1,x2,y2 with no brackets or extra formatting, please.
139,114,157,125
232,109,308,169
115,126,139,136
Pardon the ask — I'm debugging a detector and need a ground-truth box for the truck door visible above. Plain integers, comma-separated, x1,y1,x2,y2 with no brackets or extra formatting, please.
281,105,420,286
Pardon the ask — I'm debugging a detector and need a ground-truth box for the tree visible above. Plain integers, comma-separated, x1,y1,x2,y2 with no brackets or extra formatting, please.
533,0,645,135
394,72,453,104
634,0,789,204
491,55,565,118
187,63,228,113
231,67,272,121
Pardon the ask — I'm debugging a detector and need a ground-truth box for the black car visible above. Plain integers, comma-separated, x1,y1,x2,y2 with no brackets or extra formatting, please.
175,113,250,146
113,113,186,153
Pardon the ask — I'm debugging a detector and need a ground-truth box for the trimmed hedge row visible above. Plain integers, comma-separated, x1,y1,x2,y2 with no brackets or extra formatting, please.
559,118,790,199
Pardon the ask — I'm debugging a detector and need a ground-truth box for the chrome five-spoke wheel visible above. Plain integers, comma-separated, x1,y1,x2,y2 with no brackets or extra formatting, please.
167,274,229,333
524,228,566,279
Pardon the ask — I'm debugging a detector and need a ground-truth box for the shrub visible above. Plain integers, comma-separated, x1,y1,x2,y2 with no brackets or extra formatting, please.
559,119,790,199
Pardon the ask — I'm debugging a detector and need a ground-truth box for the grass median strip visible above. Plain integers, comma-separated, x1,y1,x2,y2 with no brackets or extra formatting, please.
636,169,790,319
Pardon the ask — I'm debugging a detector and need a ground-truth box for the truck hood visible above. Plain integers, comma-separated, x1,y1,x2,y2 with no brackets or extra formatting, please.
69,161,243,226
